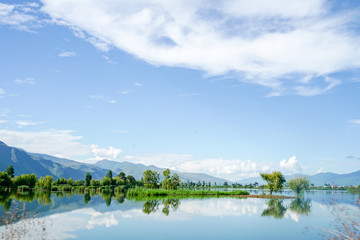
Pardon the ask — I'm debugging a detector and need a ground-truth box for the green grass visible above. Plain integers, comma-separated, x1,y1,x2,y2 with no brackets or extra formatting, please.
126,188,249,198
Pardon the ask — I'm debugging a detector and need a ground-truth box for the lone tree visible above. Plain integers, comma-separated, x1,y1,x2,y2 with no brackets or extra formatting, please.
105,170,113,179
260,171,286,195
288,177,310,198
5,165,14,178
85,172,92,186
143,170,160,189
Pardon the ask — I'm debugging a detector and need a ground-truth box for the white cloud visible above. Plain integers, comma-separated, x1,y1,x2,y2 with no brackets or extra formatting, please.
41,0,360,95
0,88,5,96
58,51,76,57
14,77,36,85
134,82,142,87
0,3,40,31
279,156,302,174
90,144,122,161
0,119,7,124
0,129,91,158
317,167,324,173
126,153,259,181
15,120,42,127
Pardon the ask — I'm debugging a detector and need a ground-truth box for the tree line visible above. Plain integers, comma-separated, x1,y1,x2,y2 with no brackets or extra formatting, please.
0,165,312,198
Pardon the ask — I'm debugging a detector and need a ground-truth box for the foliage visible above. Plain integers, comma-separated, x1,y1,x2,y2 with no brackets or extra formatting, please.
13,174,37,188
118,172,126,180
0,172,12,187
90,179,101,187
288,177,310,197
84,172,92,186
127,187,249,198
36,175,53,191
105,170,113,179
5,165,15,178
260,171,286,195
143,170,160,189
161,169,181,190
102,177,112,186
53,177,67,185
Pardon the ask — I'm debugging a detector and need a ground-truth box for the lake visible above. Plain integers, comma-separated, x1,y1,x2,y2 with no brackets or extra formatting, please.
0,189,358,240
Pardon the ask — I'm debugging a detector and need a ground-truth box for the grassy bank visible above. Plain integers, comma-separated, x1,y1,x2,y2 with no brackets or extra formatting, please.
126,188,249,198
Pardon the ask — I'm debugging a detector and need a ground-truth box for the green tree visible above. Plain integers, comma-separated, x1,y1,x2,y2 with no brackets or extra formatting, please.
105,170,113,179
102,177,111,186
161,169,181,190
118,172,126,180
288,177,310,198
13,174,37,188
67,177,75,186
85,172,92,186
5,165,14,178
36,175,53,191
90,179,101,187
0,172,12,187
143,170,160,189
260,171,286,195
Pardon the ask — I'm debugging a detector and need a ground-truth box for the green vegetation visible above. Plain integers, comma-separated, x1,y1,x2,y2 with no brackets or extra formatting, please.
161,169,181,190
5,165,14,178
260,171,286,195
127,188,249,198
143,170,160,189
288,177,310,197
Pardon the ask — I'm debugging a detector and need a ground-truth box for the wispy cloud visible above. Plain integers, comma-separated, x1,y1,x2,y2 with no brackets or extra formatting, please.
58,51,76,57
134,82,142,87
102,55,117,64
349,119,360,126
15,120,43,127
41,0,360,96
0,129,91,158
0,88,5,97
14,77,36,85
89,95,117,104
0,2,41,31
0,120,7,124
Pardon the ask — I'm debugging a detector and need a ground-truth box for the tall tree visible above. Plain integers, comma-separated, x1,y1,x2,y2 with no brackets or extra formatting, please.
288,177,310,198
118,172,126,180
5,165,14,178
85,172,92,186
105,170,113,179
143,170,160,189
260,171,286,195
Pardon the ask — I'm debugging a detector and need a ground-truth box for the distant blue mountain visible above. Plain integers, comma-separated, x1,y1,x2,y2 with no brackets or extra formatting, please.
238,171,360,186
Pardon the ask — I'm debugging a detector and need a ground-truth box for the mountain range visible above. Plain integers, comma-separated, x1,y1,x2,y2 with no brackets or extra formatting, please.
238,171,360,186
0,140,359,186
0,141,228,184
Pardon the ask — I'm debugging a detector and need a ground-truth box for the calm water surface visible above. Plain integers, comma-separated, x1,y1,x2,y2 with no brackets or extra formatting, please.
0,190,358,240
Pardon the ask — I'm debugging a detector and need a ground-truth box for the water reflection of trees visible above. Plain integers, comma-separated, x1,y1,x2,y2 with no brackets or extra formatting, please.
142,198,181,216
261,198,312,219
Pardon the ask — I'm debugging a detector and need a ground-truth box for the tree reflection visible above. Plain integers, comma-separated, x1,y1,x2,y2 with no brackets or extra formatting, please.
142,200,160,214
162,199,180,216
289,198,311,216
261,199,287,219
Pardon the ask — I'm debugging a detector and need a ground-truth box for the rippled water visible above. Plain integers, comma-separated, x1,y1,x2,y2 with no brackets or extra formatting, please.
0,190,358,240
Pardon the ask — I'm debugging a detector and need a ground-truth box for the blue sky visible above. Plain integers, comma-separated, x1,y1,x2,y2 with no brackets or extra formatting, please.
0,0,359,181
